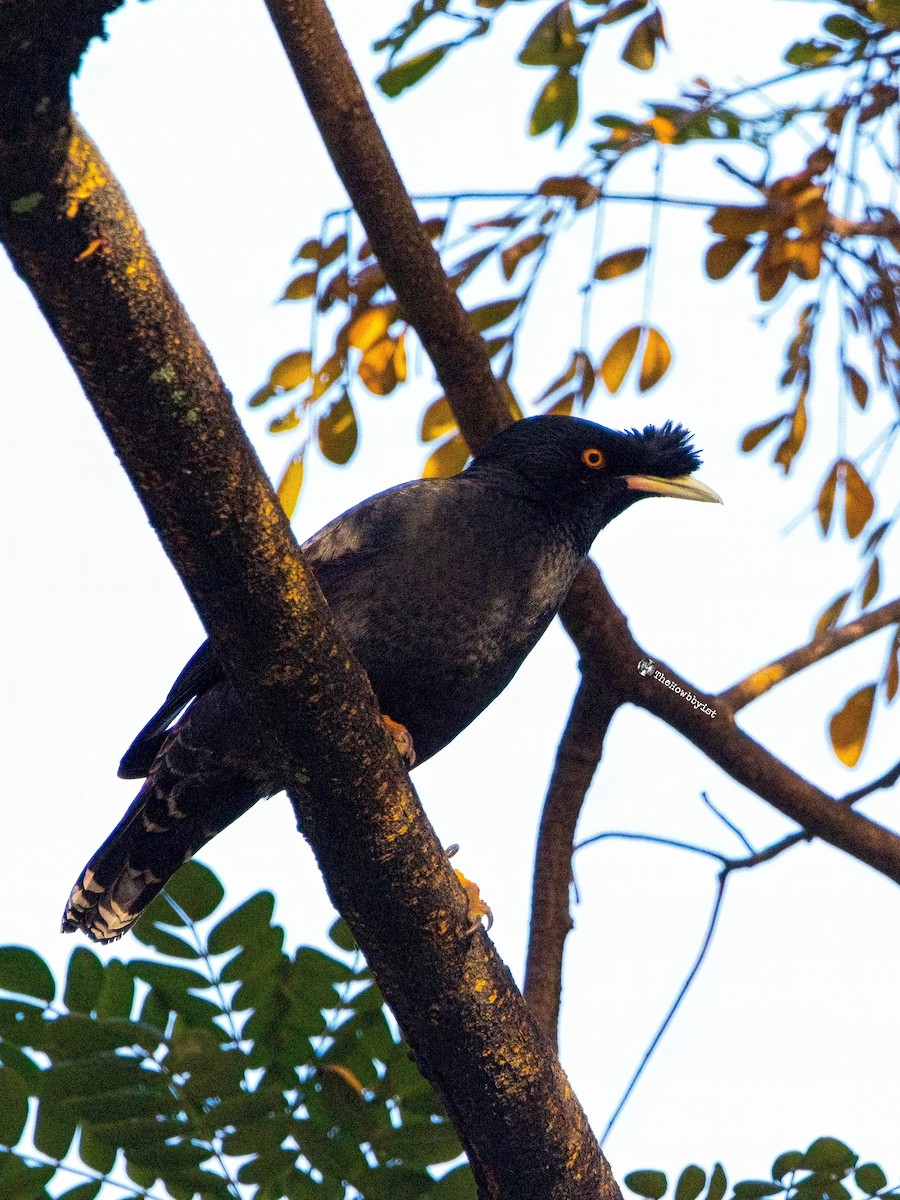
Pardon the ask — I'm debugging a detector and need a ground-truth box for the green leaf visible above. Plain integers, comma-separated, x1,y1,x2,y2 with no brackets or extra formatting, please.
318,392,359,465
732,1183,784,1198
469,297,521,332
529,69,579,140
676,1167,707,1200
131,921,201,959
621,10,665,71
329,917,357,953
626,1171,669,1199
63,946,104,1013
57,1184,102,1200
161,860,225,923
784,39,840,66
772,1151,804,1180
855,1165,888,1195
0,1067,29,1144
94,959,136,1019
705,1164,728,1200
0,946,55,1003
804,1137,857,1171
33,1095,78,1160
518,2,585,69
823,14,867,39
208,892,276,955
378,45,451,97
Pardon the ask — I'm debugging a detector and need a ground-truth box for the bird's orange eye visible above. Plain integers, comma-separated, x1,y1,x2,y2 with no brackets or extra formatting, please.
582,448,605,469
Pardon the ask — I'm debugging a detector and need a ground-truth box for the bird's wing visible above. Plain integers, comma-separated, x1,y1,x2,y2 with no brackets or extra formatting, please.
117,640,223,779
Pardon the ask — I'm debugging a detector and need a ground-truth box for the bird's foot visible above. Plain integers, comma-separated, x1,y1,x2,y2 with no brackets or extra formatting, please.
445,844,493,935
382,715,416,767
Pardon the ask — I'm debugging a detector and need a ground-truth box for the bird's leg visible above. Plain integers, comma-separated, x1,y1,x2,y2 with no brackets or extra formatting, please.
382,715,416,767
445,844,494,935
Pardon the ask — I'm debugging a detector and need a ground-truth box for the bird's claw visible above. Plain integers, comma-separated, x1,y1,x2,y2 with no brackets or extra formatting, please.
382,715,416,767
444,845,493,935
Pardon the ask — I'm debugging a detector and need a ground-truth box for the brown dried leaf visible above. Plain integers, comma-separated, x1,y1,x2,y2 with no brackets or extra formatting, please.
320,233,348,267
829,683,876,767
741,415,786,453
844,363,869,409
277,453,305,520
705,237,752,280
708,205,769,238
638,326,671,392
843,461,874,538
861,557,881,609
598,325,641,393
282,271,318,302
814,590,851,638
594,245,649,281
773,396,807,474
537,175,599,208
817,462,840,535
501,233,546,281
886,629,900,702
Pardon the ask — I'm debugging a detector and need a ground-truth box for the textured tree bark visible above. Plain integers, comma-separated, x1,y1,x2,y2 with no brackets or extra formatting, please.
0,14,622,1193
524,677,618,1045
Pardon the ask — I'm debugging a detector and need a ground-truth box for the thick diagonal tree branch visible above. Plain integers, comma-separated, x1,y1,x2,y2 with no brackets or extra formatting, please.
0,13,619,1196
262,0,900,1050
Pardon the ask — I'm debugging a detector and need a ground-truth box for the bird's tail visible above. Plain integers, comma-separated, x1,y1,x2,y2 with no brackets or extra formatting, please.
62,764,263,943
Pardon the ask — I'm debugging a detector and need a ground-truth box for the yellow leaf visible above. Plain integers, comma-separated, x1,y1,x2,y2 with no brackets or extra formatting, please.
843,461,874,538
268,408,301,435
814,590,851,638
598,325,641,393
282,271,317,301
423,432,469,479
277,453,305,519
311,353,343,401
394,330,407,383
861,556,880,608
317,392,358,465
817,462,840,535
740,415,785,453
829,684,876,767
349,303,397,351
358,336,398,396
538,354,579,401
844,363,869,409
648,116,677,143
501,233,546,281
546,393,575,416
594,245,649,281
420,397,457,442
638,326,671,392
295,237,322,262
269,351,312,391
248,383,276,410
705,237,752,280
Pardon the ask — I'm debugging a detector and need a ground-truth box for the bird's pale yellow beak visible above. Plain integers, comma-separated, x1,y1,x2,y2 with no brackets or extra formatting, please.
625,474,722,504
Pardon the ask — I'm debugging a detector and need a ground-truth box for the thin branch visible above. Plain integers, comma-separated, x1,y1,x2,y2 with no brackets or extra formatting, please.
701,790,755,854
600,873,727,1145
523,677,616,1046
719,598,900,712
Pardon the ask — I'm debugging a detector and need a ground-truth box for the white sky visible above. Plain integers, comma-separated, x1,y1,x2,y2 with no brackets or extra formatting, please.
1,0,899,1189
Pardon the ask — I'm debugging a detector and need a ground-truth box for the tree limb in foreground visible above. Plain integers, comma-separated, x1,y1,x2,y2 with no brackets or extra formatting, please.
0,15,618,1194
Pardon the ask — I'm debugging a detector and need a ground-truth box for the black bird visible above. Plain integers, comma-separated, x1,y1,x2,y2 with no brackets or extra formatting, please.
62,415,720,941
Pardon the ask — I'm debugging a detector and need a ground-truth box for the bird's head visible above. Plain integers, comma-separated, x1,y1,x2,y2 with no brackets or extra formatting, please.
468,415,721,552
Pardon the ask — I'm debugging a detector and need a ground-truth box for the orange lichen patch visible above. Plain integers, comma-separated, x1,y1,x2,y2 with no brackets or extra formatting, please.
454,868,493,932
64,134,108,219
75,238,103,261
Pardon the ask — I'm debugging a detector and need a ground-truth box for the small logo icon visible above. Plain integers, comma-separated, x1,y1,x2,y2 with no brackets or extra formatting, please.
637,658,654,677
